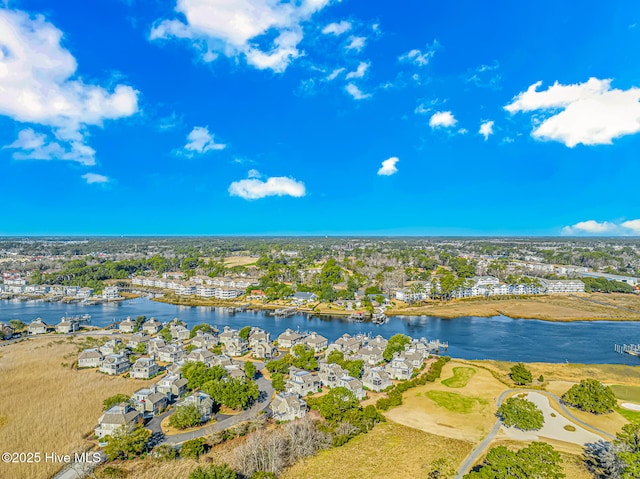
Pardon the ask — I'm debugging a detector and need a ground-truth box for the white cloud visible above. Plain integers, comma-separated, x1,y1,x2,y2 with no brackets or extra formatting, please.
479,120,494,140
429,111,457,128
561,219,640,235
399,41,438,67
247,168,261,178
150,0,331,72
322,20,351,35
345,83,371,100
82,172,110,184
377,156,399,176
325,67,345,81
229,175,306,200
183,126,226,154
345,61,369,79
505,78,640,147
345,35,366,52
0,10,139,165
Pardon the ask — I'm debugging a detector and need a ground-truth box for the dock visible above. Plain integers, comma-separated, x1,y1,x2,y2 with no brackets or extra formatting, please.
273,307,298,318
615,344,640,357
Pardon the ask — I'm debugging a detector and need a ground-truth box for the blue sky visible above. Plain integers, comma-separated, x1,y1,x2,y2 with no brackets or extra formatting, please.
1,0,640,236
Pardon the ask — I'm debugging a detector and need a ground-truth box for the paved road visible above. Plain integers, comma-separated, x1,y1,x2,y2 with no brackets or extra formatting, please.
454,389,614,478
50,452,106,479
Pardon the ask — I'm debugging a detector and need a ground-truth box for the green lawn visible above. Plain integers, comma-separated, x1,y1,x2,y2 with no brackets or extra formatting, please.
425,390,488,414
614,406,640,424
441,367,477,388
610,384,640,403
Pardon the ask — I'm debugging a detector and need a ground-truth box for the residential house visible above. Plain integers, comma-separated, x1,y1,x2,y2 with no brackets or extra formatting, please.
219,327,248,356
248,327,270,347
95,404,141,439
156,374,188,400
181,392,215,422
78,348,103,368
252,340,278,359
399,348,425,369
270,392,307,421
286,367,321,396
77,287,94,299
303,332,328,352
291,292,318,304
56,318,79,334
248,289,266,300
187,348,216,366
190,330,218,349
28,318,48,335
338,375,366,400
119,317,136,333
362,367,392,392
131,387,168,418
100,339,124,355
385,357,413,380
0,322,13,340
332,333,362,354
147,338,166,356
277,328,305,349
34,284,51,295
367,335,389,351
318,361,347,389
357,345,384,366
102,286,120,300
64,286,80,297
127,333,150,351
157,343,185,363
171,324,190,341
142,318,162,335
100,353,131,375
130,357,159,379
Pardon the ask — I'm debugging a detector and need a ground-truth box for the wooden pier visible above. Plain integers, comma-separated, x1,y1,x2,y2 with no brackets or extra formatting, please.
273,307,298,318
615,344,640,357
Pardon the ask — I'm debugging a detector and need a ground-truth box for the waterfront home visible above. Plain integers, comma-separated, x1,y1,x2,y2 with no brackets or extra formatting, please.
540,278,586,293
95,403,141,439
362,367,392,392
318,361,347,389
34,284,51,295
64,286,80,297
338,375,366,400
157,343,185,363
252,340,278,359
28,318,48,335
177,284,196,296
100,353,131,375
147,337,166,356
331,333,362,354
248,289,266,300
181,392,215,421
77,287,94,299
399,348,426,369
142,318,162,335
131,386,168,418
127,332,150,351
78,348,103,368
291,292,318,304
49,285,65,296
277,328,305,349
163,271,185,280
0,322,13,340
56,318,79,334
170,324,190,341
119,317,137,333
286,367,321,396
156,374,188,400
219,327,248,356
302,332,328,352
130,357,159,379
187,348,216,366
190,330,218,349
248,327,271,347
100,339,124,355
102,286,120,300
367,335,389,350
385,357,413,380
356,345,384,366
270,392,307,421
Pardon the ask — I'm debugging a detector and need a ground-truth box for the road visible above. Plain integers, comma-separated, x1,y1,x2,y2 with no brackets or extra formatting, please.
454,389,614,478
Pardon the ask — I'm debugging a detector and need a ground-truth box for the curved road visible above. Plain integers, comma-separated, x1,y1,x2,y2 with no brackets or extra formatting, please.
454,389,614,479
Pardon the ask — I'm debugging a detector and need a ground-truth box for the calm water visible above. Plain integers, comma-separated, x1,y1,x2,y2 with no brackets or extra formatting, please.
2,298,640,365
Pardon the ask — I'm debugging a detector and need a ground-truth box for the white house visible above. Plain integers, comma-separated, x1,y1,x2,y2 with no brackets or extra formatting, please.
100,353,131,375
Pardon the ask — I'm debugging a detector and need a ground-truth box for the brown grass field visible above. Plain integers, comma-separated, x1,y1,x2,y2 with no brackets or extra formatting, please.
0,336,154,479
281,421,473,479
389,292,640,321
223,256,257,267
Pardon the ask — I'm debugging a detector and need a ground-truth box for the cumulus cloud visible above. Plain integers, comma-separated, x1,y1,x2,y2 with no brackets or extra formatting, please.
322,20,351,35
505,78,640,147
183,126,226,154
325,67,345,81
0,9,139,166
247,168,261,178
82,172,110,184
345,83,371,100
479,120,494,140
345,35,366,52
562,219,640,235
377,157,399,176
229,174,306,200
429,111,457,128
150,0,331,72
345,61,369,79
399,41,438,67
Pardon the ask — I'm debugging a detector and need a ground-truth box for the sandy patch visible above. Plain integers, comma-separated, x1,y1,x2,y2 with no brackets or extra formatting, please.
620,402,640,411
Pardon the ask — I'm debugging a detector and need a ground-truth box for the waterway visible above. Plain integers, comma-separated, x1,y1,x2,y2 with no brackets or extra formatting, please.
1,298,639,365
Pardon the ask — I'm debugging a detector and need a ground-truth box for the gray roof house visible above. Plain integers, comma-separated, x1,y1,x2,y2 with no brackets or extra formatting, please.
130,357,159,379
181,392,215,422
338,375,366,400
156,374,188,400
56,318,79,334
171,324,191,341
28,318,48,335
157,343,185,363
147,338,166,356
291,292,318,304
286,367,321,396
277,328,305,349
332,333,363,354
318,361,348,389
78,348,103,368
224,337,249,357
362,367,392,392
95,403,141,439
142,318,162,335
303,332,328,352
251,340,278,359
131,387,168,418
100,353,131,375
100,339,124,356
190,331,218,349
385,357,413,380
248,327,270,347
357,345,384,366
270,392,307,422
187,348,216,366
0,322,13,340
127,332,150,350
119,317,136,333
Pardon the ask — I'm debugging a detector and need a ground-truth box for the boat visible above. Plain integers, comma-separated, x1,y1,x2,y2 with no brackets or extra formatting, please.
61,314,91,323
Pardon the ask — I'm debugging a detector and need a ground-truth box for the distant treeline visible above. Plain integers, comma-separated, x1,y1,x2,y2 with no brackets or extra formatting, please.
581,277,636,293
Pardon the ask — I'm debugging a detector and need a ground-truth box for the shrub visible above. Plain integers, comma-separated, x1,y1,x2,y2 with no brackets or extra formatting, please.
510,363,533,385
169,403,203,429
189,464,237,479
497,397,544,431
181,438,207,459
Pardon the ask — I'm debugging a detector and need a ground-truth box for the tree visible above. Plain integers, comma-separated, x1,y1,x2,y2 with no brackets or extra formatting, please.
182,362,228,390
103,394,130,410
239,326,251,341
104,426,151,460
202,377,260,410
465,442,564,479
245,361,257,379
159,326,172,342
617,423,640,479
266,354,293,374
562,379,617,414
497,397,544,431
429,458,454,479
251,473,277,479
180,438,207,459
191,323,214,338
291,344,318,371
510,363,533,385
316,387,360,422
134,315,146,332
169,403,203,429
383,334,411,361
189,464,237,479
271,372,285,392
